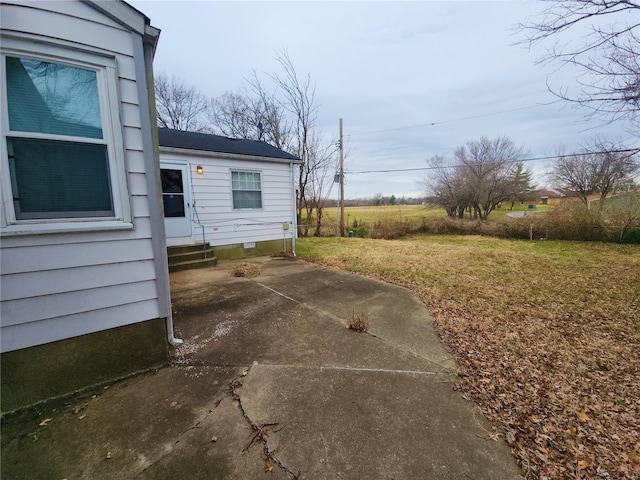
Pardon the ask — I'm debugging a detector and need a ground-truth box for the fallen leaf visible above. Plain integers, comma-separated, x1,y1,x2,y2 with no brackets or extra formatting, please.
39,418,52,427
575,410,589,422
578,458,593,469
626,451,640,467
264,458,274,472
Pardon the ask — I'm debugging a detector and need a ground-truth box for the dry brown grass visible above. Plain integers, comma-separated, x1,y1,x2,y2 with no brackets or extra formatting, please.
347,311,369,332
297,235,640,479
232,262,261,278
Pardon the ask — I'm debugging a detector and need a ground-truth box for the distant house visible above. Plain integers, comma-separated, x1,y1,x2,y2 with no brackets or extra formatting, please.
537,188,568,205
158,128,302,260
0,1,172,411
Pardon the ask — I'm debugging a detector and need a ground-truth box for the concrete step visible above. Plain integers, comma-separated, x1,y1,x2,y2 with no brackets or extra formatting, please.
167,242,210,256
168,247,215,266
167,243,217,273
168,256,218,273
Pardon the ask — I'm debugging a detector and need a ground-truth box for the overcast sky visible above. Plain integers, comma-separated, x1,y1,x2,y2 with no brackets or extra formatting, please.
130,0,635,199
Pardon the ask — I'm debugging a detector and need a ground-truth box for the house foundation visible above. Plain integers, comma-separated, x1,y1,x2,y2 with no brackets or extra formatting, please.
214,238,294,260
1,318,168,413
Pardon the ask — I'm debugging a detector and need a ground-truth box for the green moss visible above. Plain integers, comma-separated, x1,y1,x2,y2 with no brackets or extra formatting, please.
214,239,293,260
1,318,168,413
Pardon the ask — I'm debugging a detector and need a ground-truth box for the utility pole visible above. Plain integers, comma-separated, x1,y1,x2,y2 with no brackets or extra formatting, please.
339,118,345,237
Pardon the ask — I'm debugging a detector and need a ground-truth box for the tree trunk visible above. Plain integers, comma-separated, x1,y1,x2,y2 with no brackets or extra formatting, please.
314,207,323,236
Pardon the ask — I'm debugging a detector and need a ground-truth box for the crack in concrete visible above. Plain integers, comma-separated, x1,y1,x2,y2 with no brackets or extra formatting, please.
254,281,456,375
133,395,224,478
228,368,301,480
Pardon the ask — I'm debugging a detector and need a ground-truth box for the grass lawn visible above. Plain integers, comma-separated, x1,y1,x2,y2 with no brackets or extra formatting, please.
313,204,442,235
297,235,640,479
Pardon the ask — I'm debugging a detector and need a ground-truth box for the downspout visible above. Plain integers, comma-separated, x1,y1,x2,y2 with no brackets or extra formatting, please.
290,162,297,256
138,25,182,346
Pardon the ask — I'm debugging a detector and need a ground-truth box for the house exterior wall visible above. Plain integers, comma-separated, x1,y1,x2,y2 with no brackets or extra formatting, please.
160,148,298,256
0,1,168,359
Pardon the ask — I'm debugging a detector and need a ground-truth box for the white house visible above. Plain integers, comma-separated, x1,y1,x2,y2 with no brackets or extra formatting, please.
158,128,302,260
0,1,173,411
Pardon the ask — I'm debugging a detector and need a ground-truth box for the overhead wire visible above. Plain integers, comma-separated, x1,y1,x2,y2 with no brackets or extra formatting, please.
346,102,563,138
348,148,640,175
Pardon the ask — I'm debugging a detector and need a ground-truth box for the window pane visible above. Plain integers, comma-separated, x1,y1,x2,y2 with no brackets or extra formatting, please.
163,194,185,217
233,191,262,209
161,169,184,194
231,171,262,209
9,138,113,219
6,56,103,139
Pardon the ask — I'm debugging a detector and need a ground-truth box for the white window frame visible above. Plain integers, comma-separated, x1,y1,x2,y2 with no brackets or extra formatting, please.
0,36,132,236
230,169,263,210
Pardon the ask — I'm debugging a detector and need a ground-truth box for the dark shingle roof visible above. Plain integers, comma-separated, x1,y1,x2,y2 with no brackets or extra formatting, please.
158,128,301,162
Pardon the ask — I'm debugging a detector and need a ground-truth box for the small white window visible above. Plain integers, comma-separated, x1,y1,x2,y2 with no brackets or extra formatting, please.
1,40,131,234
231,171,262,209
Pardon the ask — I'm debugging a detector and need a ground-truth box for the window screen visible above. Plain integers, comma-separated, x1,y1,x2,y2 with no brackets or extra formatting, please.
231,171,262,209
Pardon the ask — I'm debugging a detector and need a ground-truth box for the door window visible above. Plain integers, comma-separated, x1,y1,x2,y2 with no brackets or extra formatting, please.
161,169,185,218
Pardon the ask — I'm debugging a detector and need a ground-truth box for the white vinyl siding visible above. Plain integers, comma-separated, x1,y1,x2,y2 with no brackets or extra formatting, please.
0,1,163,352
161,151,297,248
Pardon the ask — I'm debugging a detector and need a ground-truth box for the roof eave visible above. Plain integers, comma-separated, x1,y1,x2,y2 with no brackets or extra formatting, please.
159,145,303,164
84,1,160,50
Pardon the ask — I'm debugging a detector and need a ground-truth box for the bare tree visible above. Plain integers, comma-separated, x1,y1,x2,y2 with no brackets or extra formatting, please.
207,91,259,139
208,76,293,150
268,48,323,237
246,71,293,151
455,137,528,220
552,138,640,205
305,133,338,236
421,155,472,218
155,73,208,131
521,0,640,128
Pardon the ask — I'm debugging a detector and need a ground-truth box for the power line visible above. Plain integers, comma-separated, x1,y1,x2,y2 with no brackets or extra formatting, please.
348,148,639,175
347,102,562,137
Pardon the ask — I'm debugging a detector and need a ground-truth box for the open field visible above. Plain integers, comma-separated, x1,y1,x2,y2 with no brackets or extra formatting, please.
315,204,551,229
297,235,640,479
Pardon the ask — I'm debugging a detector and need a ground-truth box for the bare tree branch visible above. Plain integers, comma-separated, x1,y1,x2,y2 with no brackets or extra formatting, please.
520,0,640,129
155,73,208,131
551,136,640,204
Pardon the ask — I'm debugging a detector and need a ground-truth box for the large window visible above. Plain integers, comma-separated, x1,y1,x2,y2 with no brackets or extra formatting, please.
231,171,262,209
1,40,131,233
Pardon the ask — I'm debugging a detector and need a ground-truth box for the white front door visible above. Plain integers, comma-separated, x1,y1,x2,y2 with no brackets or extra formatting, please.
160,163,192,238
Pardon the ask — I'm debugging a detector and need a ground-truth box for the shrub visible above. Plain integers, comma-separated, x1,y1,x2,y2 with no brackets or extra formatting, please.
351,225,369,238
